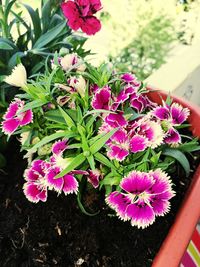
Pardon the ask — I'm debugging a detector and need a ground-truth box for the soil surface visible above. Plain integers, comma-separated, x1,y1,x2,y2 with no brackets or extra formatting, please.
0,138,199,267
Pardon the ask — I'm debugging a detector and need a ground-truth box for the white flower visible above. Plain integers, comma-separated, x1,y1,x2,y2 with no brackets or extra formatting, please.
4,63,27,88
60,53,77,71
69,76,86,98
60,53,86,72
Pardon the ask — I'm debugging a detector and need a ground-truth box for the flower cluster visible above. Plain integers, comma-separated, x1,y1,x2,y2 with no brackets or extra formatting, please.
1,56,193,229
61,0,102,35
23,140,101,203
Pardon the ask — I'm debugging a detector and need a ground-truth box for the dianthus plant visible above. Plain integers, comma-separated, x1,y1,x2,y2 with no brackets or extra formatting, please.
2,55,199,229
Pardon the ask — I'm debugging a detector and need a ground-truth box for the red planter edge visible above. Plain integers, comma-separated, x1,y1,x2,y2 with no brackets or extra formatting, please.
146,88,200,267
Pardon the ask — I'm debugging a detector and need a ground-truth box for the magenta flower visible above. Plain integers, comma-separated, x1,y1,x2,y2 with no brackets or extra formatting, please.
47,166,79,195
130,93,156,113
107,129,129,161
151,102,189,145
152,103,189,126
112,86,136,111
106,169,175,228
52,139,68,155
87,169,101,188
61,0,102,35
164,127,181,145
112,83,154,112
105,112,127,128
129,118,164,153
2,98,33,135
129,135,147,153
121,73,139,84
23,160,49,203
91,86,111,110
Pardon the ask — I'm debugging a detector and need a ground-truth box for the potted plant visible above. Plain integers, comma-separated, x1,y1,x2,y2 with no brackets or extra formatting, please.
0,1,200,266
148,90,200,267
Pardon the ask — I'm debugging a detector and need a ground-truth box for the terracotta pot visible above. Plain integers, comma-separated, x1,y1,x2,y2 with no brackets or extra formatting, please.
147,89,200,267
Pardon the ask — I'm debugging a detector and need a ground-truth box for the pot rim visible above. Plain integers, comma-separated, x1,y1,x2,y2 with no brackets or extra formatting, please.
147,88,200,267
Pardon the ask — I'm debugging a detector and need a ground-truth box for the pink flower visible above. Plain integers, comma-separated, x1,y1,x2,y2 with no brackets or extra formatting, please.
106,169,175,228
164,127,181,145
23,160,49,203
151,102,189,145
2,98,33,135
107,129,129,161
61,0,102,35
52,139,68,155
121,73,140,86
111,83,154,112
91,86,111,110
129,118,164,153
47,167,79,195
105,112,127,128
152,103,189,126
87,169,101,188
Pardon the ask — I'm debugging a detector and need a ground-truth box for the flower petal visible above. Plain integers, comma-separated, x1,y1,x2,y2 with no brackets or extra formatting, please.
63,174,78,195
130,135,147,153
2,118,20,135
120,171,154,194
80,16,101,35
126,202,155,229
52,139,68,155
20,110,33,126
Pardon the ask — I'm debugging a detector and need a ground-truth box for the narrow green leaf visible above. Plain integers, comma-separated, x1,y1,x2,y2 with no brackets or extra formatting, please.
163,148,190,176
94,152,116,169
45,110,65,124
17,99,47,114
58,106,75,128
87,155,95,170
28,131,73,153
55,153,86,178
90,128,118,155
0,41,13,50
33,22,66,49
24,4,41,42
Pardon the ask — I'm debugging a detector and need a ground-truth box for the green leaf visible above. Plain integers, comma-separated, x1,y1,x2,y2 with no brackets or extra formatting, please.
162,148,190,176
28,131,73,153
55,153,86,178
45,110,65,124
58,106,75,128
17,99,47,114
0,41,13,50
100,175,121,187
41,0,51,32
33,22,66,49
24,4,41,42
87,155,95,170
94,152,116,169
90,128,118,155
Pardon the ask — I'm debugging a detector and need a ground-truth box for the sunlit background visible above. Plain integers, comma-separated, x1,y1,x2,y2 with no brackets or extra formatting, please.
18,0,200,81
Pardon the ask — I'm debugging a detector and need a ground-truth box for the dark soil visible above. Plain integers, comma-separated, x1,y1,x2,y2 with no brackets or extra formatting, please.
0,139,199,267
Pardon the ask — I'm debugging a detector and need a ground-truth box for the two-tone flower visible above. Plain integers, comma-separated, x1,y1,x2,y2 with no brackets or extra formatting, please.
2,98,33,135
151,103,190,145
129,117,164,153
106,169,175,228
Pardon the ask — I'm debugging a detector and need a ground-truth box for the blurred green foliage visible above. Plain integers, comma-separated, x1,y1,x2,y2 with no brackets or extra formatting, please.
111,15,175,80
